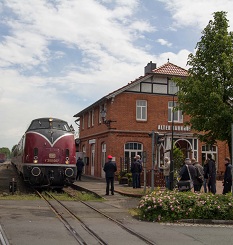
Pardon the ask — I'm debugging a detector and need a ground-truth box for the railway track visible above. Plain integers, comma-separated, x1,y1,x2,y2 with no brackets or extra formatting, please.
35,190,107,245
64,187,156,245
35,189,156,245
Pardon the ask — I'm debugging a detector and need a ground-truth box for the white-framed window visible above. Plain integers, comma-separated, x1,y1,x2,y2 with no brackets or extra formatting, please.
168,101,183,123
124,142,143,171
136,100,147,121
91,109,94,126
101,143,106,168
82,145,86,154
201,144,218,169
82,115,84,129
99,104,105,124
91,144,95,167
88,111,91,128
168,80,178,94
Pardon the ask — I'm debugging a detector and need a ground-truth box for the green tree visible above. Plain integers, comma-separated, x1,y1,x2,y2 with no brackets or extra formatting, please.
176,11,233,155
173,145,184,172
11,145,17,153
0,147,11,158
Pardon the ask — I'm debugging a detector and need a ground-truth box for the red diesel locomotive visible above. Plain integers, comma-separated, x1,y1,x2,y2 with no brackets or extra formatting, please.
12,117,77,188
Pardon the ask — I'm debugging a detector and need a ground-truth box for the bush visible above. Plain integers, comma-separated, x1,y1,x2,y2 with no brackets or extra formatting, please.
138,189,233,222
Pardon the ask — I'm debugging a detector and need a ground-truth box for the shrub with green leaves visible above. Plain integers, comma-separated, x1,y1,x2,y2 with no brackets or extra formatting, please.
138,189,233,222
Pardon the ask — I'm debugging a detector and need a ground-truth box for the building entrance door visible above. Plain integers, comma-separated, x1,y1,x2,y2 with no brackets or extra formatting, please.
124,142,143,172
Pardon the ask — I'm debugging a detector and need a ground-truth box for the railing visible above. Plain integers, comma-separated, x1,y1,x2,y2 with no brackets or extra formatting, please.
119,157,165,187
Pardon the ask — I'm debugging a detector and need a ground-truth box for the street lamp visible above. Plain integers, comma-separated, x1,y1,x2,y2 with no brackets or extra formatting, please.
169,92,177,190
100,109,116,129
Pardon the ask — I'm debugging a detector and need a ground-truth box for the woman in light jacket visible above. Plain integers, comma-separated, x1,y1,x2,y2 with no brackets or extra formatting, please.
160,157,170,189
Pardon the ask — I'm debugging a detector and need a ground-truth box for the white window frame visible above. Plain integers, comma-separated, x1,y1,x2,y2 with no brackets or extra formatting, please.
201,145,218,169
136,100,147,121
101,143,106,168
82,115,84,129
99,105,105,124
168,80,179,94
88,111,91,128
168,101,183,123
91,109,94,126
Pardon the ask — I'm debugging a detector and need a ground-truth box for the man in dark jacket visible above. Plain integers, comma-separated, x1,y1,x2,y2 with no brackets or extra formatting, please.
203,159,209,193
191,158,204,192
179,158,196,191
76,157,84,181
223,157,232,194
103,155,117,195
131,155,142,188
206,153,216,194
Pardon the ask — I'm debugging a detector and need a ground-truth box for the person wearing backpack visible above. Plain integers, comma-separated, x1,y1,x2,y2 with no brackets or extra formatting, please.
191,158,204,192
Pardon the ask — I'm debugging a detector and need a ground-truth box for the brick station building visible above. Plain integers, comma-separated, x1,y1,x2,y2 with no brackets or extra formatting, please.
73,61,229,183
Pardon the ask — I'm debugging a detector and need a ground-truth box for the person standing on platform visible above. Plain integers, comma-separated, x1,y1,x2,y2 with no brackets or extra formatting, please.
206,153,216,194
76,157,84,181
131,155,142,188
136,155,143,188
191,158,204,192
203,159,209,193
160,157,170,189
222,157,232,194
103,155,117,195
179,158,196,192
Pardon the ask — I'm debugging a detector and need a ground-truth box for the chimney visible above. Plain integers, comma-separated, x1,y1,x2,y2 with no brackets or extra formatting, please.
144,61,156,75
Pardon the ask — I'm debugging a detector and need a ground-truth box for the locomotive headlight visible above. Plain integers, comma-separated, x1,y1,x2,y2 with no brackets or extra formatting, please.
33,156,38,164
65,157,69,164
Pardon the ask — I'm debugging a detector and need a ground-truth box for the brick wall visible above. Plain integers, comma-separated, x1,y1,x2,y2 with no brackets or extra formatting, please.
79,91,229,178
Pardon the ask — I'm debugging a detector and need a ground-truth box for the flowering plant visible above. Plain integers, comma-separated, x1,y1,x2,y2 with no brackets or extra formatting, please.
138,189,233,222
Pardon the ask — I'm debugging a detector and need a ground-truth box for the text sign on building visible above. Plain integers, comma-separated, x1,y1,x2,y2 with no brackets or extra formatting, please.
158,125,191,131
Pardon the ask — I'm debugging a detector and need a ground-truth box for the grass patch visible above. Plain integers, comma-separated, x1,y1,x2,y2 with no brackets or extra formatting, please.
0,192,40,200
0,190,104,202
129,208,140,218
72,191,104,201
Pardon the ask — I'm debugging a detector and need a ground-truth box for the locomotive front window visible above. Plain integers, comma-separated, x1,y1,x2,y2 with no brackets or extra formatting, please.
29,120,50,130
52,122,70,131
28,119,71,131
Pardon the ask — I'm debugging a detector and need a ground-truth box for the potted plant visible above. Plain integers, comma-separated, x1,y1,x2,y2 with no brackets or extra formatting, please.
118,171,128,184
125,173,132,186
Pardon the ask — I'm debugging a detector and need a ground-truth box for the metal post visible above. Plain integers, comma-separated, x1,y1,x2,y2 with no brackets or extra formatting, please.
151,130,155,192
169,94,175,190
143,151,147,193
143,161,146,193
231,124,233,196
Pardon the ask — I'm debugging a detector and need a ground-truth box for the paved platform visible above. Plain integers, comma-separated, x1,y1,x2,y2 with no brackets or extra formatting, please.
74,175,150,198
75,175,225,198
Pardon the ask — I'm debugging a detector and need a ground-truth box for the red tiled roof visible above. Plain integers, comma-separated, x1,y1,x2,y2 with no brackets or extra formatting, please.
152,62,188,77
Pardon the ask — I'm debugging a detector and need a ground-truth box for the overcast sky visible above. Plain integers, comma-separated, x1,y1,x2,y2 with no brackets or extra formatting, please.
1,0,233,150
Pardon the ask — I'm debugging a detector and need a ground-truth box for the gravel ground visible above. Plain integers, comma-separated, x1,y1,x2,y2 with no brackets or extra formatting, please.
0,161,27,195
